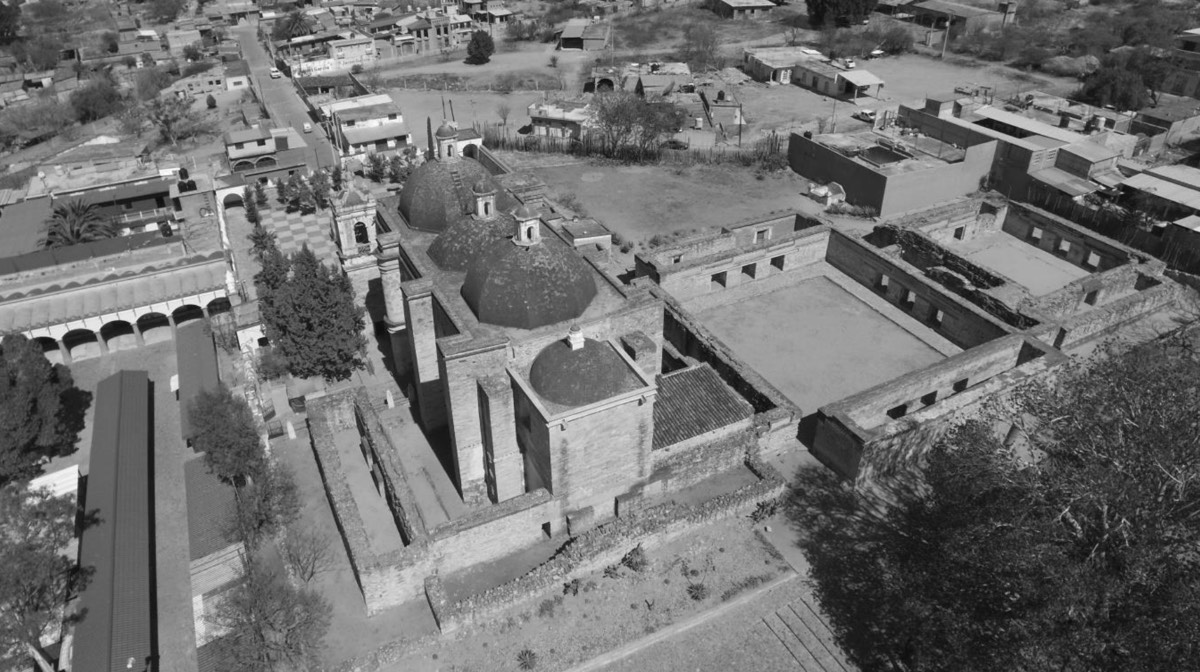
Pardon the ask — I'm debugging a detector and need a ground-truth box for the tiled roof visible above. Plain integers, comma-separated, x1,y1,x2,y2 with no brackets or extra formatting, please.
652,364,753,449
184,457,238,560
398,157,511,232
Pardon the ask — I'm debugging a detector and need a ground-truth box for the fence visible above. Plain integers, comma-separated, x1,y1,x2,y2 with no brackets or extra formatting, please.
480,123,785,168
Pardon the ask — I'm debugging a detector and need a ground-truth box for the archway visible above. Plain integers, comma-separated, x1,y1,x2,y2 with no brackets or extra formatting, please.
206,296,233,317
100,320,138,352
596,78,614,93
137,312,172,344
62,329,100,362
463,143,478,160
256,156,277,169
234,160,255,172
35,337,63,365
223,192,244,210
173,304,204,327
353,222,370,244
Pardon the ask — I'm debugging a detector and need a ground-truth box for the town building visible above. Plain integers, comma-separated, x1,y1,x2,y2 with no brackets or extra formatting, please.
711,0,775,20
528,99,591,139
275,30,377,76
223,125,312,183
558,18,610,51
907,0,1014,31
320,93,413,158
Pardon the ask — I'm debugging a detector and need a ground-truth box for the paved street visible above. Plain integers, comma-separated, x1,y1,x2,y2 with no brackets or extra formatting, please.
232,23,339,170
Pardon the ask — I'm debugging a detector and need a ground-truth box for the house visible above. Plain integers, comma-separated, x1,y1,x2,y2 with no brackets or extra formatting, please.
743,46,824,85
224,59,251,90
712,0,775,20
116,15,140,44
559,18,610,51
528,99,591,139
223,126,312,182
276,30,378,76
165,69,226,99
321,93,413,158
1129,96,1200,150
791,55,885,100
908,0,1013,31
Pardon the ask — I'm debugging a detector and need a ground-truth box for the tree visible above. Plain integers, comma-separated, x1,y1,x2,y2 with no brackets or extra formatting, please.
254,180,269,206
100,31,119,54
365,152,387,183
259,245,366,382
331,165,344,192
278,173,315,213
789,338,1200,672
70,80,124,123
191,385,264,486
117,104,145,137
386,154,410,184
678,23,723,71
146,94,209,145
244,186,260,225
0,484,92,672
206,93,218,110
1112,47,1169,105
1075,67,1150,111
0,336,86,485
148,0,185,24
309,170,331,209
272,10,313,41
183,43,203,62
43,200,114,249
497,102,512,125
590,91,677,159
15,35,63,71
210,558,331,672
466,30,495,65
135,68,174,101
805,0,878,27
280,526,335,585
0,1,21,43
230,462,301,549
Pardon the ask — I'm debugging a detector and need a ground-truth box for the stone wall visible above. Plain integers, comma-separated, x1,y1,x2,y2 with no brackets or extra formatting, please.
645,429,756,497
428,490,561,575
1002,203,1138,273
826,229,1013,349
1033,280,1186,351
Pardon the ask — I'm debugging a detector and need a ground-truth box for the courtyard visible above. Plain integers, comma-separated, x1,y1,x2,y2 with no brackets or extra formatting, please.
691,273,953,413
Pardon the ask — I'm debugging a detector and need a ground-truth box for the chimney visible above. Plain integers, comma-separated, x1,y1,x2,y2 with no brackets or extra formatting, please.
567,325,584,351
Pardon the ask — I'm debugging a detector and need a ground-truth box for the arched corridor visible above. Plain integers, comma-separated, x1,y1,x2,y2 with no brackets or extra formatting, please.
100,320,138,353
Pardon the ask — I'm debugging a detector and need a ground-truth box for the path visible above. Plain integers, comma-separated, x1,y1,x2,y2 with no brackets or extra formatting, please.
232,23,338,170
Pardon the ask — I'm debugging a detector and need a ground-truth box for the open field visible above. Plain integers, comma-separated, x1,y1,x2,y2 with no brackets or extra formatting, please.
385,89,547,131
693,275,948,412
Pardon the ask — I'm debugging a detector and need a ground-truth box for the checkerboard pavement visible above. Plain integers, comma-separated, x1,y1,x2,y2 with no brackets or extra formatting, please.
260,207,339,264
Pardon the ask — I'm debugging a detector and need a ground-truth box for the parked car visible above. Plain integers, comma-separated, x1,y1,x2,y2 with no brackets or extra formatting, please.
853,109,877,123
269,67,282,79
303,122,313,133
660,139,689,150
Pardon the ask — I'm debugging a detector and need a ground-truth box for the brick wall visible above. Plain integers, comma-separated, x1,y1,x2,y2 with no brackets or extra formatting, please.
550,395,654,517
647,429,755,495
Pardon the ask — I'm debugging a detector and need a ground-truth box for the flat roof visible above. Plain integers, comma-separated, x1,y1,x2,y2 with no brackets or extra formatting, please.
721,0,776,7
840,69,884,88
1030,167,1100,197
1122,172,1200,210
561,19,587,39
970,106,1085,144
224,126,272,145
176,321,220,441
0,197,53,257
336,101,404,122
73,370,154,672
911,0,999,17
342,120,411,144
1061,140,1118,163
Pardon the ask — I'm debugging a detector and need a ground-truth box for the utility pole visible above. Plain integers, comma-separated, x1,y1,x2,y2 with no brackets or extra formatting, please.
941,20,950,60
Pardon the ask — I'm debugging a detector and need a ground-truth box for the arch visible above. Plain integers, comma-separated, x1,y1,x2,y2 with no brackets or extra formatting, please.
463,143,478,159
596,78,614,93
173,304,204,326
62,329,100,362
206,296,233,317
137,312,173,344
234,160,255,172
256,156,277,169
223,192,245,209
353,221,370,244
35,337,63,365
100,320,138,352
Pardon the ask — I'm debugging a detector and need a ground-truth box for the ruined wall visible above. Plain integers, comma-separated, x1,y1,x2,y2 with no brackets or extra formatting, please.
645,429,754,497
1002,203,1135,272
825,230,1013,349
428,490,561,575
1034,281,1185,351
550,395,654,519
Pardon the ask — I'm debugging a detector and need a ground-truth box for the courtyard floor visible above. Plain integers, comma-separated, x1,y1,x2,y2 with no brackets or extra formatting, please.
691,273,951,413
950,231,1090,297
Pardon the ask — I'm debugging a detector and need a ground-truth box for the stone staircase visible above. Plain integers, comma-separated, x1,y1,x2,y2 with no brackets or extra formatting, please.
760,596,855,671
447,163,472,214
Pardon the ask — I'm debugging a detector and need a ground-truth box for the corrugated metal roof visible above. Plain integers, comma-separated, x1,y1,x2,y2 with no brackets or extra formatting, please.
74,370,155,672
839,69,884,88
560,19,587,39
912,0,999,17
342,121,411,145
176,321,221,441
1030,167,1099,197
1123,172,1200,210
971,106,1084,144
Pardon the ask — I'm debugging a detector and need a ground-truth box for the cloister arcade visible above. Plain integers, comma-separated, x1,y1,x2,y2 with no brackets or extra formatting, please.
29,295,232,364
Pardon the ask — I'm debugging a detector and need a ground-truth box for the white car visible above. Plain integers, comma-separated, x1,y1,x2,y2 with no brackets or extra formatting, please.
269,67,282,79
303,122,313,133
853,109,877,123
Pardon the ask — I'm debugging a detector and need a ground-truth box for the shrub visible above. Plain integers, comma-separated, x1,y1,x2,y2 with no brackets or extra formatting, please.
548,55,558,68
604,564,620,579
563,578,580,596
687,583,709,601
351,64,363,74
610,232,624,246
537,598,557,618
257,346,289,381
620,242,633,254
750,498,779,523
720,574,772,602
621,544,648,573
647,234,668,248
517,649,538,670
205,93,217,109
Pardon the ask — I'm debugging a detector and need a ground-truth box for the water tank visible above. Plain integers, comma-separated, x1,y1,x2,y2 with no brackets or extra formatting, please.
179,166,190,180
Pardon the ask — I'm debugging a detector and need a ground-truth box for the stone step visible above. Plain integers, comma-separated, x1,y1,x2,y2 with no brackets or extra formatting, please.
777,604,844,672
761,613,823,670
791,597,856,672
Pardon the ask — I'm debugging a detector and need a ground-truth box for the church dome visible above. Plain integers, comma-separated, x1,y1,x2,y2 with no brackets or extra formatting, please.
529,337,641,407
397,158,510,233
435,122,458,139
461,227,597,330
426,213,514,271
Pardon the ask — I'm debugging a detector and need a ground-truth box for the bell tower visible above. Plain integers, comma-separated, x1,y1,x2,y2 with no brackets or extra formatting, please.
512,204,541,247
434,121,459,161
472,181,497,218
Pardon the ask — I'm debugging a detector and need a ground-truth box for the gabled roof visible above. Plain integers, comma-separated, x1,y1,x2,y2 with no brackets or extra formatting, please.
911,0,1000,17
176,321,220,441
653,364,753,449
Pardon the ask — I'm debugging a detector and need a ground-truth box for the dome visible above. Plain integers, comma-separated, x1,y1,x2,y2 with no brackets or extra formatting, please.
397,158,512,233
529,337,642,407
472,180,493,194
426,212,513,271
435,123,457,139
461,229,597,330
513,204,537,220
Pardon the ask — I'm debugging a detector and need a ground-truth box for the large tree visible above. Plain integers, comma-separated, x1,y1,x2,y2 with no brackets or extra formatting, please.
0,1,21,43
259,245,366,382
43,200,114,249
1075,66,1151,112
69,79,124,123
145,94,209,145
805,0,878,27
210,557,331,672
590,91,679,159
0,484,92,672
272,10,313,41
0,335,86,484
465,30,495,65
790,337,1200,672
191,385,264,487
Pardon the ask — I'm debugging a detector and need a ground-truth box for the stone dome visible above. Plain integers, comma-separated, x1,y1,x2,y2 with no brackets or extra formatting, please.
461,227,597,330
513,203,537,220
529,337,641,407
397,158,511,233
426,212,514,271
435,122,457,139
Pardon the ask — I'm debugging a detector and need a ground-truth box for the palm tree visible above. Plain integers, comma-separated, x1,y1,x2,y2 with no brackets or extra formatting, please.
43,200,115,249
273,10,312,41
